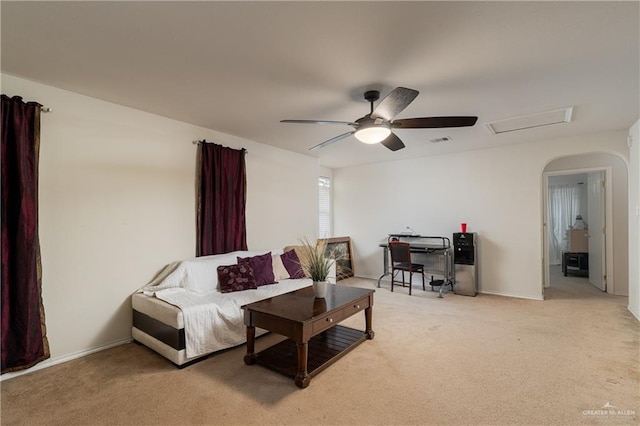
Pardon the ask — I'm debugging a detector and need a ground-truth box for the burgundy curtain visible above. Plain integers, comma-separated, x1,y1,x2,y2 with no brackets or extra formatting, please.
197,142,247,256
1,95,50,373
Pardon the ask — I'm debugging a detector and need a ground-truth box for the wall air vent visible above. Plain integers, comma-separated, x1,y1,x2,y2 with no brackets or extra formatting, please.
430,136,452,143
485,107,573,135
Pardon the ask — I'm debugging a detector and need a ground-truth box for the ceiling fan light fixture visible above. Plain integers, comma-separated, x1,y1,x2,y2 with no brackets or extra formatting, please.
281,86,477,151
354,125,391,144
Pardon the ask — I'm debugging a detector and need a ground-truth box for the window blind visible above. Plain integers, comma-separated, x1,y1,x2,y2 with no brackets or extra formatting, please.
319,176,331,238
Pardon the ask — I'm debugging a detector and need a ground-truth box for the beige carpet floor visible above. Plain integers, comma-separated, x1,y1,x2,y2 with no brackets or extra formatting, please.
2,270,639,425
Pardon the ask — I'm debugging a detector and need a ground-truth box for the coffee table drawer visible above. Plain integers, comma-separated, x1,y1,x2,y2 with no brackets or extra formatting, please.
343,298,368,317
312,309,345,334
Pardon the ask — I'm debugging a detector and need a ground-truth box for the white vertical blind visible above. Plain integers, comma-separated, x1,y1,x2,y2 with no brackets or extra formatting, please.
319,176,331,238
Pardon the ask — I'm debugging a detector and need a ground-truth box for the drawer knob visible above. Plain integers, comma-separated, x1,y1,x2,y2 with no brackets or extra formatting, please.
354,304,360,309
326,318,333,323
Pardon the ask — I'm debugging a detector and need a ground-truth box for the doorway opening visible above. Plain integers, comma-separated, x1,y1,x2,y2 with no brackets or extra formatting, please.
543,169,608,295
541,151,629,300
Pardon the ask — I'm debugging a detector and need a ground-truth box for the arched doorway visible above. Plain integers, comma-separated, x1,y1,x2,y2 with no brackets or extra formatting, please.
542,152,629,298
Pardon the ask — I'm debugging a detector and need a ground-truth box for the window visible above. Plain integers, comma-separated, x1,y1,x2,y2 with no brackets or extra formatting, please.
319,176,331,238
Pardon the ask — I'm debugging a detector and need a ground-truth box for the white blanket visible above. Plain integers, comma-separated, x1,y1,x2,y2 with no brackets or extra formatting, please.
146,279,311,358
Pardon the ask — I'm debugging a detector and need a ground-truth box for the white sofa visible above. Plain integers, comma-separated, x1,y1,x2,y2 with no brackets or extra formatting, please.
132,249,329,367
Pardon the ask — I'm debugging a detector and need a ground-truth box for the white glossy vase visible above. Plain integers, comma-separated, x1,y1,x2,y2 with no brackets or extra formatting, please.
312,281,328,298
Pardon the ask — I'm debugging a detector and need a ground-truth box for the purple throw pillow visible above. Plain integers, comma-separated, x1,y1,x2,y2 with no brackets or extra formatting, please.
237,252,276,287
280,250,305,279
217,263,257,293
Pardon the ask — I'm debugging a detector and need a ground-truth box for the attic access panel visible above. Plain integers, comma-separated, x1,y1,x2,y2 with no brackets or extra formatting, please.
486,107,573,135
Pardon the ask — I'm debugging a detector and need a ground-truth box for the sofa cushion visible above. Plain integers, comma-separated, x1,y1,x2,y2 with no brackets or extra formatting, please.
182,252,243,293
237,252,276,287
140,249,288,295
281,249,306,279
217,263,258,293
272,253,290,281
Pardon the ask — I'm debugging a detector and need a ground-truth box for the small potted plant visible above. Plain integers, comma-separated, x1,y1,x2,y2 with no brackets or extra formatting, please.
298,237,338,298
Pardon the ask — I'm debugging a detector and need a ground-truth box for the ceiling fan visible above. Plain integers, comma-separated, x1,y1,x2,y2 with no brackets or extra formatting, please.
281,87,478,151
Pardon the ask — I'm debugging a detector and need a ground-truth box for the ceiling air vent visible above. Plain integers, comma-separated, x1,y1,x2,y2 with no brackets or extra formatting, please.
485,107,573,135
430,136,452,143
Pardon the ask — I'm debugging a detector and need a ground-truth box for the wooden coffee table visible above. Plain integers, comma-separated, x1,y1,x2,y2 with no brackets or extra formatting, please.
242,284,374,388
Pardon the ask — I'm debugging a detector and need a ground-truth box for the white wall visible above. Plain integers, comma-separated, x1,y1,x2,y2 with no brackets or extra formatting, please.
334,131,630,300
545,153,628,295
1,74,318,367
628,119,640,320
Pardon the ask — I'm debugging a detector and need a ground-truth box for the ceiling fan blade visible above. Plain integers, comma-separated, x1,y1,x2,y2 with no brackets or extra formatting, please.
380,132,405,151
371,87,419,121
281,119,356,126
309,131,354,151
392,116,478,129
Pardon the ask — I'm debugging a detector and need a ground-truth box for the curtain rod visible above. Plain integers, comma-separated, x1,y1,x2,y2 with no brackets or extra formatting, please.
41,107,52,113
193,139,247,153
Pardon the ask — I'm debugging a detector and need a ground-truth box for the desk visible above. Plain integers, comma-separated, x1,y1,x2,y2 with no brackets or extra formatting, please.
378,235,453,297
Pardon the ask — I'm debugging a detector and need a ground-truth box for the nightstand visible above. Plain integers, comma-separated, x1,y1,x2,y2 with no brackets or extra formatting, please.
562,252,589,277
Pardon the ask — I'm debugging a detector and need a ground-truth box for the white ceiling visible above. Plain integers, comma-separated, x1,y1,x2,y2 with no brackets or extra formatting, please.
2,1,638,168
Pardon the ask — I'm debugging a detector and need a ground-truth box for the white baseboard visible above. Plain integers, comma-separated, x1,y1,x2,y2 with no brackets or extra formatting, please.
479,290,544,301
356,273,388,283
356,274,544,300
1,337,132,382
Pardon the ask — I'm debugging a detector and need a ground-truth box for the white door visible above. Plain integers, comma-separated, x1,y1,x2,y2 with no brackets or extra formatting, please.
587,171,606,291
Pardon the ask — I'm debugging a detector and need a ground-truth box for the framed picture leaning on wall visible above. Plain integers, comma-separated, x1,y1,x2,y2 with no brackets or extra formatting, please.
318,236,354,280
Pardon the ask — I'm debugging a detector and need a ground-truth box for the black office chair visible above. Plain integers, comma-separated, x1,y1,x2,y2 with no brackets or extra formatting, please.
389,241,425,295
